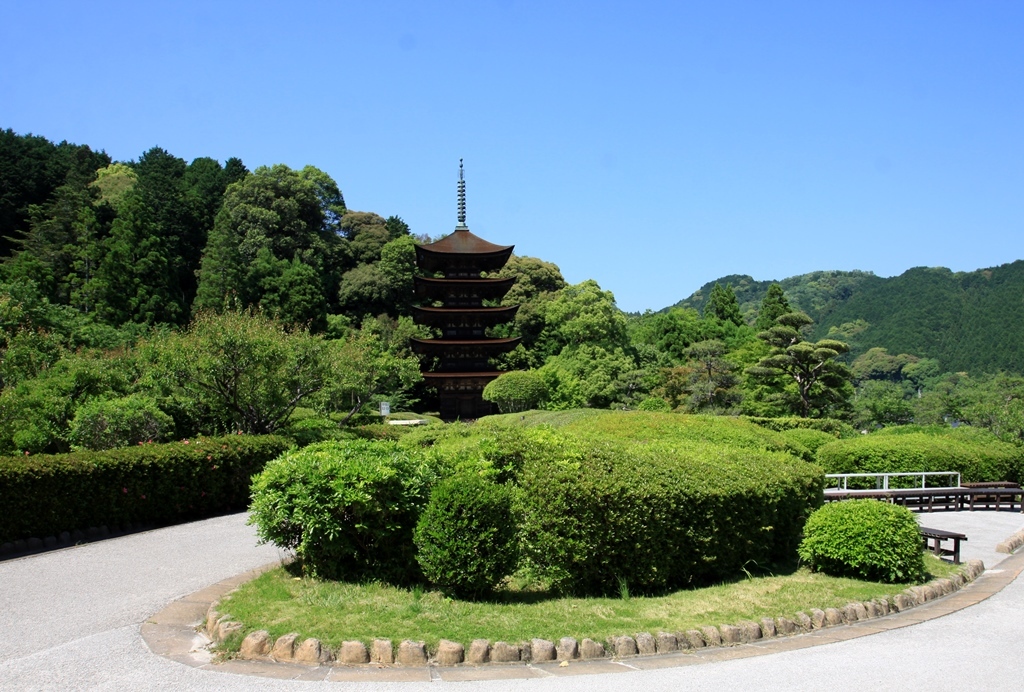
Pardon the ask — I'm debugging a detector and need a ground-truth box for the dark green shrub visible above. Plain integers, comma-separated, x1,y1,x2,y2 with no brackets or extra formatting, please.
279,415,353,447
517,431,823,595
798,500,926,583
68,394,175,450
816,432,1022,484
0,435,292,542
414,475,519,599
248,440,433,583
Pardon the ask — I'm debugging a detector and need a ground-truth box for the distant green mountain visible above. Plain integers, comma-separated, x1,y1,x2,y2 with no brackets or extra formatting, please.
667,261,1024,374
668,270,883,324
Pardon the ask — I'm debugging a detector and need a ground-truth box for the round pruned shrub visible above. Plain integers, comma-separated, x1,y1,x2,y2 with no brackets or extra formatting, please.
798,499,925,583
482,370,548,413
414,474,519,599
636,397,671,412
249,440,433,583
68,395,174,450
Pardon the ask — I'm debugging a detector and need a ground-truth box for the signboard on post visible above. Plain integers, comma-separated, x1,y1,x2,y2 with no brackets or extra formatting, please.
379,401,391,417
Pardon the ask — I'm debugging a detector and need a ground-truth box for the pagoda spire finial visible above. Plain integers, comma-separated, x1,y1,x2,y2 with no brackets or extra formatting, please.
456,158,468,230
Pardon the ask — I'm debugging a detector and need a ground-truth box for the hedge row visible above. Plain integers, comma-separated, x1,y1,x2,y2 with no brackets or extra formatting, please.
0,435,292,542
517,433,824,595
815,432,1024,485
252,416,825,597
482,410,815,460
744,416,856,438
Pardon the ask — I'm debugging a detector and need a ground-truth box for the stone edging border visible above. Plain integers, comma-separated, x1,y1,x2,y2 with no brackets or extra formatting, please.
202,560,984,668
996,527,1024,554
144,547,1024,682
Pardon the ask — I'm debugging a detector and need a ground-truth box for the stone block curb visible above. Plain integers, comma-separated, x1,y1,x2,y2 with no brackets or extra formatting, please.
996,527,1024,554
200,558,988,670
142,537,1024,684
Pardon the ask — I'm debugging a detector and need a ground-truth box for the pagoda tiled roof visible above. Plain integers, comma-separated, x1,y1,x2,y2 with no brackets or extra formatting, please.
416,228,512,255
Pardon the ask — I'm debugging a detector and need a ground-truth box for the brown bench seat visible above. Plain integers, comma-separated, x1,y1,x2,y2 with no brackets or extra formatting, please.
919,526,967,564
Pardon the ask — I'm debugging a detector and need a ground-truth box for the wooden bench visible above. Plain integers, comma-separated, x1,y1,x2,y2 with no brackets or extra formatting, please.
919,526,967,564
824,487,1024,513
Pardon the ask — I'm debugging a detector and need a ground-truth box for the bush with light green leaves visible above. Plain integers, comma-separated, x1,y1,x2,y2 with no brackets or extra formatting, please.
249,439,433,583
798,499,926,583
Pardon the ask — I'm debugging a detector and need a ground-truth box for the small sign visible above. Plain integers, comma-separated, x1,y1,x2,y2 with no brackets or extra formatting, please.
379,401,391,416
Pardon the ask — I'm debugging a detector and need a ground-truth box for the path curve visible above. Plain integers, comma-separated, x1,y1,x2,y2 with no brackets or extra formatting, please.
2,511,1024,690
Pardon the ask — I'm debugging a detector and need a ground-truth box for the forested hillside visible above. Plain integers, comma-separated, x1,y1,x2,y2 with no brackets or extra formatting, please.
666,271,883,325
1,127,1022,449
668,263,1024,374
813,262,1024,374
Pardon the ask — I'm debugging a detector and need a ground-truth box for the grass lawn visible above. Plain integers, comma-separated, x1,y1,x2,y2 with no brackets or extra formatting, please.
217,555,958,652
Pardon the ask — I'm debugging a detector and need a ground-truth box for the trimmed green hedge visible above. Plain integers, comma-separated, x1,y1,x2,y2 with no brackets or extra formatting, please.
517,431,824,595
744,416,856,438
815,432,1023,484
779,428,838,455
483,410,815,460
0,435,292,543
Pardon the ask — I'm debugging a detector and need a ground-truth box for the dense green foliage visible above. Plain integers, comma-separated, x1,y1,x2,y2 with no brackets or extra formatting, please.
746,312,853,418
514,427,823,595
248,440,433,582
479,412,824,593
669,263,1024,375
482,370,548,413
0,435,291,542
777,427,839,455
3,129,1023,438
815,263,1024,374
798,500,926,583
744,416,856,438
67,394,174,450
413,474,519,599
248,411,823,595
815,429,1024,484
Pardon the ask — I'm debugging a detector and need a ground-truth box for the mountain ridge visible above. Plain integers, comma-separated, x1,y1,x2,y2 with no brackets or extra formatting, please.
662,260,1024,373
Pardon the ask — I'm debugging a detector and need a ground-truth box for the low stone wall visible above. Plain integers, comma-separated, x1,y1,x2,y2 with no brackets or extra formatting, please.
205,560,985,668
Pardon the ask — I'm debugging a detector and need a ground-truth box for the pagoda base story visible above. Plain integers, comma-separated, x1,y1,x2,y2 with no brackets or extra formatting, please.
423,372,502,421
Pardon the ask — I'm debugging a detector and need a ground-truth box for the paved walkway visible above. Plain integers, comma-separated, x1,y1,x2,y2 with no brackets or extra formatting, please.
2,510,1023,690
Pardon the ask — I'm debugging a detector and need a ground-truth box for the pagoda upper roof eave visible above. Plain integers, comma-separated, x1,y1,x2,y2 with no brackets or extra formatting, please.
415,228,513,256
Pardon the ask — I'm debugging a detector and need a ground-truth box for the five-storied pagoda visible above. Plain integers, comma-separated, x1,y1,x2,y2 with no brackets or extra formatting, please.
411,161,520,421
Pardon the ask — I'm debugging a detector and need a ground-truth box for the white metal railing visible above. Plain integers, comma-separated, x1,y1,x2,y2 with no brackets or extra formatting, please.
825,471,961,491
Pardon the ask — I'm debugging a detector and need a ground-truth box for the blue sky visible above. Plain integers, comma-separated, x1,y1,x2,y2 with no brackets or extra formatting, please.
2,1,1022,313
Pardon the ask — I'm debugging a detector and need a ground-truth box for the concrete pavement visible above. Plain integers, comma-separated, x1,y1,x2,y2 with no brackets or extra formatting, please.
2,510,1023,690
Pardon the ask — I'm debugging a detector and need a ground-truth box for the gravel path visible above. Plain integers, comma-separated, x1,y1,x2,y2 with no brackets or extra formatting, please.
2,510,1023,690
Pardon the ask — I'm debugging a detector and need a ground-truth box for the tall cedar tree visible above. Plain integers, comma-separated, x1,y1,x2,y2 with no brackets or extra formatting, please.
755,283,791,330
705,283,744,326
